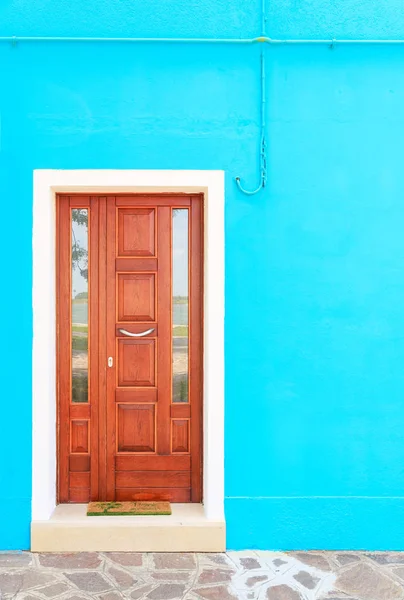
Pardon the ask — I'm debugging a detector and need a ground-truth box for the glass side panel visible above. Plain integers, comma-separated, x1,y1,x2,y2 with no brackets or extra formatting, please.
71,209,89,403
172,209,189,403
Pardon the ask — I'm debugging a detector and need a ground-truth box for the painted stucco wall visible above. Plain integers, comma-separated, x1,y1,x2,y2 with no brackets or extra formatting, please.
2,0,404,550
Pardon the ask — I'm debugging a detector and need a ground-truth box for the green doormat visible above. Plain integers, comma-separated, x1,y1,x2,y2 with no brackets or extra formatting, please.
87,501,172,516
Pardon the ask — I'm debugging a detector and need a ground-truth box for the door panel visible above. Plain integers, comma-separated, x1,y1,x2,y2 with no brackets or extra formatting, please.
117,208,156,257
117,274,156,321
115,488,190,502
70,420,89,453
172,419,190,453
117,339,156,387
57,194,203,503
117,404,156,452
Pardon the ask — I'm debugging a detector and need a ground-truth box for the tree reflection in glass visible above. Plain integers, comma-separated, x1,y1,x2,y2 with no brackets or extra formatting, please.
71,209,89,403
172,209,189,403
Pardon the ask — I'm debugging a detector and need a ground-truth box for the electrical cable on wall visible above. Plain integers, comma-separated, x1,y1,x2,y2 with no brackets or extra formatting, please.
235,48,267,195
235,0,268,195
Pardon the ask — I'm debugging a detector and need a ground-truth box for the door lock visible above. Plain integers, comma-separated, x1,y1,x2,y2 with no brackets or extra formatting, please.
108,356,113,368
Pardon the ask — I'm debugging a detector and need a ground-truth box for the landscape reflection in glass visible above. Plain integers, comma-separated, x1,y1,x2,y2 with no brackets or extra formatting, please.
172,209,189,403
71,209,89,403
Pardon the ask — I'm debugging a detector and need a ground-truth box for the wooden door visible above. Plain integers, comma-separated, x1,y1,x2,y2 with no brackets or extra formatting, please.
57,194,203,504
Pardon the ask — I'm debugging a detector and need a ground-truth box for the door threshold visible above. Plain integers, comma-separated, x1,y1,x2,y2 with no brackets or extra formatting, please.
31,504,226,552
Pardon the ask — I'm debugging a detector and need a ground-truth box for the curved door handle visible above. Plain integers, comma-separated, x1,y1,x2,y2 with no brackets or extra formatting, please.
118,328,155,338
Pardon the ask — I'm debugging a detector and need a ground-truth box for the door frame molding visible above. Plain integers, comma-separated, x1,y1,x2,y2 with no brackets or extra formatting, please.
32,169,224,522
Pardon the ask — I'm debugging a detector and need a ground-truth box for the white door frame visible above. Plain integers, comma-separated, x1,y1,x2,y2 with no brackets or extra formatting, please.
32,169,225,522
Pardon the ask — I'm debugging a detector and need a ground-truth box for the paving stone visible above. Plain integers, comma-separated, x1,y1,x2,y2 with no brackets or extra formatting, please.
151,572,191,581
240,557,261,570
204,554,230,566
0,572,24,594
273,559,288,567
65,572,112,593
152,553,196,570
39,553,101,569
393,567,404,581
246,574,269,587
21,571,58,590
107,567,135,589
266,585,302,600
130,584,154,599
291,552,332,572
293,570,320,590
335,562,404,599
104,553,143,568
197,554,234,568
0,553,32,568
335,554,361,566
147,583,187,599
38,582,71,597
366,553,404,565
193,585,238,600
320,597,359,600
197,568,234,584
100,593,123,600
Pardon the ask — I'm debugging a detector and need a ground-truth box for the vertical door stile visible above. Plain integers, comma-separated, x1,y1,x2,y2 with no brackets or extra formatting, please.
157,207,172,455
89,197,100,500
106,197,117,498
98,196,108,500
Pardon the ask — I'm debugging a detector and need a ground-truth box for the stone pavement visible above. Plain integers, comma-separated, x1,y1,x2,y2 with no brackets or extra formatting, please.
2,551,404,600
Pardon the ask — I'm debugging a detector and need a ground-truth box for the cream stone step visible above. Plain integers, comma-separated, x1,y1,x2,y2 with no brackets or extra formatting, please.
31,503,226,552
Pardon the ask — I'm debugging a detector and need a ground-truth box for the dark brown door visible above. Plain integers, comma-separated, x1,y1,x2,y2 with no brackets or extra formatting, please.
57,194,203,503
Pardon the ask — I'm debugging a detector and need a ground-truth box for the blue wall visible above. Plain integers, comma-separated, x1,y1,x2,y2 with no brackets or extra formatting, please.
2,0,404,550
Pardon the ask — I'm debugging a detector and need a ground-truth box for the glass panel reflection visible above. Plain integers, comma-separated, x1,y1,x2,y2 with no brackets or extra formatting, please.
172,209,189,403
71,209,89,403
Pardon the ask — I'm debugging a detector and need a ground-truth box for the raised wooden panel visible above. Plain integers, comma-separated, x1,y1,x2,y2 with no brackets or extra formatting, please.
118,208,155,257
68,196,91,207
116,471,190,488
115,195,191,207
71,420,89,453
70,404,91,419
172,419,190,453
117,404,155,452
116,258,157,272
116,455,190,471
116,488,191,502
69,488,91,502
69,472,90,488
170,404,191,418
118,339,155,387
69,455,91,472
117,274,155,321
116,388,157,403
